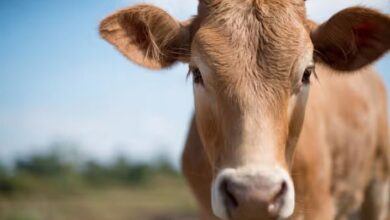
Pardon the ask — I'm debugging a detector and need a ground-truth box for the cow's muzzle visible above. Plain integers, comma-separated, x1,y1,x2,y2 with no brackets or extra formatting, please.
211,166,295,220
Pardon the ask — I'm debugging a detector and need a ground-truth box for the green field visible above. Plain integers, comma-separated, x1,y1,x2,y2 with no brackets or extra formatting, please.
0,151,198,220
0,175,197,220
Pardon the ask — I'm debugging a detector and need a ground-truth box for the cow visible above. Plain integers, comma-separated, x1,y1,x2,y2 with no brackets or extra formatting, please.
99,0,390,219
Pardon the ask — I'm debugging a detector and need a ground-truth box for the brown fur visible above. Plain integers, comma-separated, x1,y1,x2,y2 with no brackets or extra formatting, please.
100,5,191,69
100,1,390,219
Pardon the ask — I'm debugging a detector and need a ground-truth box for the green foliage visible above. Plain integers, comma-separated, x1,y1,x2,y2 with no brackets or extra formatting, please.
15,153,69,177
0,164,17,194
0,149,180,195
82,157,151,185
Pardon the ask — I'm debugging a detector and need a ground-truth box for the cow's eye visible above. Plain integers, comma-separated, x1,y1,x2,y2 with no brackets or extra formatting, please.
302,66,314,84
190,67,203,85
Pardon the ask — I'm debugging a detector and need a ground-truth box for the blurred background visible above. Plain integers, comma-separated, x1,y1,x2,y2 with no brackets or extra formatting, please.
0,0,389,220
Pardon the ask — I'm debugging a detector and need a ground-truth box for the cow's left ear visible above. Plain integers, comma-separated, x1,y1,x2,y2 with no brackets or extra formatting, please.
311,7,390,71
99,5,191,70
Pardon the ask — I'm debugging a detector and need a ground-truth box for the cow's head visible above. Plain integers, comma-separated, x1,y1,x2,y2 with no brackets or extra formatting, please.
100,1,389,219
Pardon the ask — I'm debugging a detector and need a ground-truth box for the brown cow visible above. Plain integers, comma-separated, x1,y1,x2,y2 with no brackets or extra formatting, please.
99,1,390,219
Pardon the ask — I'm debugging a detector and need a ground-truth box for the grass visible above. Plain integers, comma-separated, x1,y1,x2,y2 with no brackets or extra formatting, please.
0,175,198,220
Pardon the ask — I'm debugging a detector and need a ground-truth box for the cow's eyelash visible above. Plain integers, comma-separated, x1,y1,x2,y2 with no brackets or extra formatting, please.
188,67,204,85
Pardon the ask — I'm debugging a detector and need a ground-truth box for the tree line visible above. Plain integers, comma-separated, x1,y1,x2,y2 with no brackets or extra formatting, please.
0,148,179,195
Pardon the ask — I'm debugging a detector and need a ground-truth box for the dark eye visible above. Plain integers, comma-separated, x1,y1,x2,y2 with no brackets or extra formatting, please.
302,66,314,84
191,68,203,85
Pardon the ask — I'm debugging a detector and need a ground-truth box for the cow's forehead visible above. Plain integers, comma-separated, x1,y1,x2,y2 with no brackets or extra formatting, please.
195,0,307,27
190,0,311,93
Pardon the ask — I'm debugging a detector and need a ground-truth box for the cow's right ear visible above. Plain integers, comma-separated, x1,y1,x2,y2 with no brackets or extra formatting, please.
100,5,192,70
311,7,390,71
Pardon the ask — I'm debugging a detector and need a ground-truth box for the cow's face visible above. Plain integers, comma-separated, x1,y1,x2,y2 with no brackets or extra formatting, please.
190,2,312,219
100,1,390,219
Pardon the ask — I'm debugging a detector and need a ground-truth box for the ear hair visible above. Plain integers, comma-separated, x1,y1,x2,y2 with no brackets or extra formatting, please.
311,7,390,71
100,5,192,69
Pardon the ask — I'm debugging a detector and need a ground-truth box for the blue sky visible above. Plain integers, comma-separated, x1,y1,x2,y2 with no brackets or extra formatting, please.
0,0,389,165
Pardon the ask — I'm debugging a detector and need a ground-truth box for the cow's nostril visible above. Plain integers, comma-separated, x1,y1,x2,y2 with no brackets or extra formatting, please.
268,181,288,216
275,181,287,201
220,179,239,211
